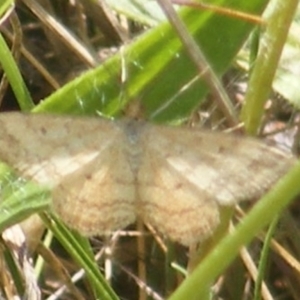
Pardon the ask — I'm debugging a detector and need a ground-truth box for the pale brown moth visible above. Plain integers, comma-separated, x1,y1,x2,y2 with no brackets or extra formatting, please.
0,113,296,246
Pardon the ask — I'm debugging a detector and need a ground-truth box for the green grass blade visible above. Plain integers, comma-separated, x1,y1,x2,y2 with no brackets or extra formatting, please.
168,162,300,300
0,34,34,110
33,0,268,122
241,0,299,134
41,214,119,300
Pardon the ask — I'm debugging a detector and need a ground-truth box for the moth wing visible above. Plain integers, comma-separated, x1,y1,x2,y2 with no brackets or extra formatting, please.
137,124,295,246
137,125,218,246
0,113,136,235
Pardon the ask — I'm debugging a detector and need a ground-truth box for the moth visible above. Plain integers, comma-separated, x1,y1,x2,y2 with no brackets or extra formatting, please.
0,113,296,246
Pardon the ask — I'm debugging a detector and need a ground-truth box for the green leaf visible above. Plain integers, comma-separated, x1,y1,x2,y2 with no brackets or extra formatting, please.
0,163,49,232
33,0,268,123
